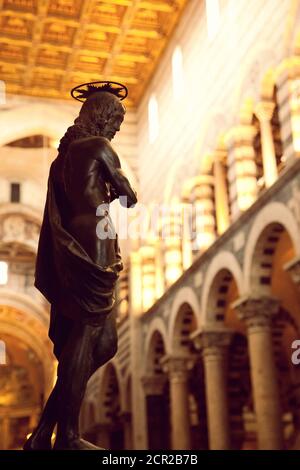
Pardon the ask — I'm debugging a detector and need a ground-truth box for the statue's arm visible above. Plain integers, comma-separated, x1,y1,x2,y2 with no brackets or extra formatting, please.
92,138,137,208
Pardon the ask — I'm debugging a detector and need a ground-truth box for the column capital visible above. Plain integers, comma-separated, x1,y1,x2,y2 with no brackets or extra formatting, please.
232,295,280,330
191,326,233,358
284,256,300,286
224,124,257,147
141,374,167,395
160,354,195,381
255,101,275,122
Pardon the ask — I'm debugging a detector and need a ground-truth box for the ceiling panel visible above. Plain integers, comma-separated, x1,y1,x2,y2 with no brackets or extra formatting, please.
0,0,189,106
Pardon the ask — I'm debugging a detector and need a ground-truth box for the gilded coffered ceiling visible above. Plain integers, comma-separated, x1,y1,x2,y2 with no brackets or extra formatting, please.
0,0,189,107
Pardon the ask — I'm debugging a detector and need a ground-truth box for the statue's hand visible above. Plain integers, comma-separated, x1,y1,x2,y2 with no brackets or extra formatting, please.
110,185,119,202
119,190,137,208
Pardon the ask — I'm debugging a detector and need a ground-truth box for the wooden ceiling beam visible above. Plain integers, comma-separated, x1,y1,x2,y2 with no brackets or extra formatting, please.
23,0,51,87
60,0,95,91
103,0,142,76
100,0,176,12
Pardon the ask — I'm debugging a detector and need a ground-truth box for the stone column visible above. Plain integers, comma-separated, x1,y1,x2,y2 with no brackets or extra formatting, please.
120,411,133,450
276,57,300,161
232,296,283,449
129,252,148,449
161,355,193,450
142,375,168,450
192,326,232,450
284,255,300,288
213,148,230,235
162,204,183,287
190,174,216,255
225,125,258,219
255,101,278,187
0,417,10,449
96,423,111,449
140,243,156,311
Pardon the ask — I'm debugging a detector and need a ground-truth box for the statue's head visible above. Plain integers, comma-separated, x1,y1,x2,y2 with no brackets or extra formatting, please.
58,82,128,154
71,81,127,141
78,91,126,141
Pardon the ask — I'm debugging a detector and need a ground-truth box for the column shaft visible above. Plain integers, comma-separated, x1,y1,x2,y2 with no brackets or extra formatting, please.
169,374,191,450
233,296,284,449
203,348,231,449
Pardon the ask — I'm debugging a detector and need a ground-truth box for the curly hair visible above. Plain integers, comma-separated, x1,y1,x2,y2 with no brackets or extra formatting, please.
57,91,126,155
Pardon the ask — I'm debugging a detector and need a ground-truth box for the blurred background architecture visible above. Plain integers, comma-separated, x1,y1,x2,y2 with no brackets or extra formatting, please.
0,0,300,450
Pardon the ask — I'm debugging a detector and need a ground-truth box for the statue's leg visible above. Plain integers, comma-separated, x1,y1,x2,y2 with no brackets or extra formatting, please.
24,312,117,451
23,382,59,450
91,310,118,373
53,320,105,450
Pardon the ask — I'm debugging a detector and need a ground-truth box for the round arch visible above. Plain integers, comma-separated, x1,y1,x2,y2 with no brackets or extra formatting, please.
144,317,169,362
0,103,76,147
168,286,201,341
0,303,54,396
244,202,300,292
201,251,244,324
97,361,122,423
0,203,42,226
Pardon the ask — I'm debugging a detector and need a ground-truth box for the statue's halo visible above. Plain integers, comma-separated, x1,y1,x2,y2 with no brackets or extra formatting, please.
71,81,128,103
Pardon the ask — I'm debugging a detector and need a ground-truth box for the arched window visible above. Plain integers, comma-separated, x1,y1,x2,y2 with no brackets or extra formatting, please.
148,94,159,144
0,261,8,285
172,46,184,99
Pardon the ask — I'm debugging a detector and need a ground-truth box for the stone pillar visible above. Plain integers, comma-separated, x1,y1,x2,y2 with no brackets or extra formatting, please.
129,252,148,449
118,264,129,320
181,195,193,271
142,375,168,450
213,148,230,235
96,423,111,449
192,327,232,450
120,412,133,450
140,244,156,311
0,417,10,449
232,296,283,449
225,125,258,219
162,204,183,287
255,101,278,187
161,355,193,450
276,57,300,161
154,240,165,299
284,255,300,288
190,174,216,255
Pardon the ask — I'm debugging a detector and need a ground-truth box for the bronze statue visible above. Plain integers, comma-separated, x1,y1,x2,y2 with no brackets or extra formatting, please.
23,82,137,450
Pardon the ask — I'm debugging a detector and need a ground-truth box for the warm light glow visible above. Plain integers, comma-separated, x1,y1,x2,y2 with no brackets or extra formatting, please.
291,80,300,153
0,340,6,365
172,46,184,98
26,432,56,441
0,80,6,105
205,0,220,41
257,176,265,187
0,261,8,285
50,139,60,149
195,232,215,251
165,266,182,285
148,94,159,144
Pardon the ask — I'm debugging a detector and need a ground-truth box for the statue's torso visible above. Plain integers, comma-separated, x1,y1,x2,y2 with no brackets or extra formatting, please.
52,138,120,266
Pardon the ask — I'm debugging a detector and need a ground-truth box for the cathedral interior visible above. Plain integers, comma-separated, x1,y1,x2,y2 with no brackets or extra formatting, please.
1,0,300,451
